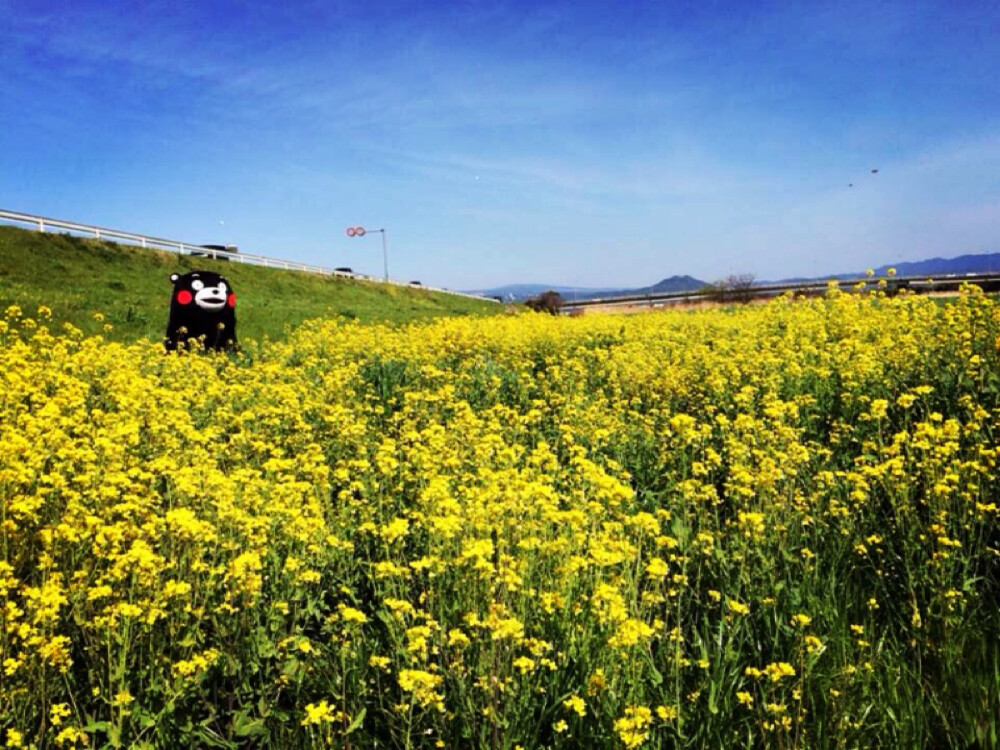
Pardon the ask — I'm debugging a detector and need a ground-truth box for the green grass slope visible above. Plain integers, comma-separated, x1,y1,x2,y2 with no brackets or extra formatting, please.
0,226,498,342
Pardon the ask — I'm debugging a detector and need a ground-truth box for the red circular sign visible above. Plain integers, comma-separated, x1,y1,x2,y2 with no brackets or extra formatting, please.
346,227,356,237
355,226,366,237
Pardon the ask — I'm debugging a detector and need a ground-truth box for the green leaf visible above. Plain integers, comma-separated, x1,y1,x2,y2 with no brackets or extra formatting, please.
192,727,238,749
234,713,270,739
344,707,366,735
642,650,664,685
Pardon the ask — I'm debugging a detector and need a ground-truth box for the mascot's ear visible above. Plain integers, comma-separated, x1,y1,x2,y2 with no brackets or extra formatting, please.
170,273,179,283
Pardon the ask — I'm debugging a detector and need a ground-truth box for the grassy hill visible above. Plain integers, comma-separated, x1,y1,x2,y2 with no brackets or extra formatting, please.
0,226,499,342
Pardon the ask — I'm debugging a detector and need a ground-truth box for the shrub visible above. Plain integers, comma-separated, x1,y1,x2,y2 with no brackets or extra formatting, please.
703,273,756,304
524,290,565,315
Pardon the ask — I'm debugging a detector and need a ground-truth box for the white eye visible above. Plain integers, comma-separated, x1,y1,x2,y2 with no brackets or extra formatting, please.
218,282,227,293
191,279,205,291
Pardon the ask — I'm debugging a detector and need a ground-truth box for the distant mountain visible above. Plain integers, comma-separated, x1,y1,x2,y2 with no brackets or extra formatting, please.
871,253,1000,278
767,252,1000,284
470,252,1000,302
640,275,707,294
572,275,707,300
469,275,706,301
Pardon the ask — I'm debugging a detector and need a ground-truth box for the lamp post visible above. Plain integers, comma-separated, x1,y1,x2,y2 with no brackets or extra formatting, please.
346,226,388,283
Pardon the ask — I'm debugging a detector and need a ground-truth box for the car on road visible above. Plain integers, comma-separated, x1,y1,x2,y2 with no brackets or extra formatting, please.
194,244,239,260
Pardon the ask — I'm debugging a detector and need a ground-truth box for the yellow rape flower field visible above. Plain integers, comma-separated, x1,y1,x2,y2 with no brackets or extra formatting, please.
2,286,999,748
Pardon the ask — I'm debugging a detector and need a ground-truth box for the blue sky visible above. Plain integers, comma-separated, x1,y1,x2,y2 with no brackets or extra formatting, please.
2,0,998,289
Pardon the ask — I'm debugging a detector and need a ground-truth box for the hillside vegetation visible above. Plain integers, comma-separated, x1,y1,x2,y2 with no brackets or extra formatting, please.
0,226,498,342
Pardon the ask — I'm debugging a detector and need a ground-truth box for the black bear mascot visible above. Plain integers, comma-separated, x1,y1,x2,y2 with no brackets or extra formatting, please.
164,271,238,351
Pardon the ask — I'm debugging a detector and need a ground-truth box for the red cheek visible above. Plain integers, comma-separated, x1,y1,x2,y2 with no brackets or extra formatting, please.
227,293,236,308
176,290,193,305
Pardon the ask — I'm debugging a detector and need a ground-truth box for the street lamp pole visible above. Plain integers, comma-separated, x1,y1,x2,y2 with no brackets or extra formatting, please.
346,225,389,283
377,228,388,283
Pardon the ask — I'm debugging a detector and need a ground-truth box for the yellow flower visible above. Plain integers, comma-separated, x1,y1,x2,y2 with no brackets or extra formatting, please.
645,557,669,577
608,618,655,648
728,600,750,616
398,669,444,710
54,726,88,746
380,516,410,543
49,702,72,726
488,615,525,641
512,656,535,673
4,263,1000,745
301,700,336,726
587,668,607,695
563,695,586,717
805,635,824,654
655,705,678,721
338,604,368,624
764,662,796,682
614,706,653,748
791,613,812,628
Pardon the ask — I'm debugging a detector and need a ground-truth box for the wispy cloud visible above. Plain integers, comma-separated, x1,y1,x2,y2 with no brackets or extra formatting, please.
715,133,1000,278
3,1,998,287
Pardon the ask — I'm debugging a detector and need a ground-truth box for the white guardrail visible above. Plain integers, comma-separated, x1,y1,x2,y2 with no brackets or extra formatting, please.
0,208,499,304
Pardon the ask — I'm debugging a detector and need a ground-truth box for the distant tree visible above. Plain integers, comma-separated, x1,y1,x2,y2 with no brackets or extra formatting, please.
703,273,756,304
525,290,565,315
727,273,756,303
